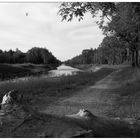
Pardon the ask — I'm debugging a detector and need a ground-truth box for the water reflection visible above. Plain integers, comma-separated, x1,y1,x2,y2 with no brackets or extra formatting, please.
0,65,82,84
48,64,82,77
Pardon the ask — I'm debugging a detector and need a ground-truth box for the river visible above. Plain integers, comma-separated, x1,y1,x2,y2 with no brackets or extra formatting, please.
48,64,82,77
0,64,82,84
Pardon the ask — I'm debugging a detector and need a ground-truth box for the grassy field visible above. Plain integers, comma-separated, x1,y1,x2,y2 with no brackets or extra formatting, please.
0,64,140,119
1,64,140,137
107,67,140,119
0,67,114,107
0,63,57,80
29,65,140,120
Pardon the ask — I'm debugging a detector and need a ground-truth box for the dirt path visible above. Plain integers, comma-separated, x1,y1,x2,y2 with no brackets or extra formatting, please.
40,69,122,117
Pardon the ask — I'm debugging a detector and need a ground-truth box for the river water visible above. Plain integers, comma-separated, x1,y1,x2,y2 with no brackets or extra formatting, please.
1,64,82,84
48,64,82,77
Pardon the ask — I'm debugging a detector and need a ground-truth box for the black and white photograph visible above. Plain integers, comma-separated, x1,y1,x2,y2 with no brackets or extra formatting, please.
0,1,140,138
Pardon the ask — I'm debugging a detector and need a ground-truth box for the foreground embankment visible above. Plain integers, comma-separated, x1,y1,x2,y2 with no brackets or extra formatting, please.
1,65,140,137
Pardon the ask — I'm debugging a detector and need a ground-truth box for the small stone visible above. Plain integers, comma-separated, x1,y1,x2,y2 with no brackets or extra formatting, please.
1,92,12,105
66,109,95,119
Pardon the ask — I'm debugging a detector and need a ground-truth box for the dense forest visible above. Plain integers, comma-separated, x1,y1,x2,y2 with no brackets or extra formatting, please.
59,2,140,67
65,36,131,66
0,47,61,65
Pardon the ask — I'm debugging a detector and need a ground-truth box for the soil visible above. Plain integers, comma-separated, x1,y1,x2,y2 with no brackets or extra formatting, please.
38,69,122,117
1,66,140,137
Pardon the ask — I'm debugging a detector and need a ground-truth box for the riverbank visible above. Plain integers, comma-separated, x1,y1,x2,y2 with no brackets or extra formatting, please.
1,65,140,137
0,66,115,138
0,67,140,137
38,65,140,119
70,64,130,71
0,63,59,81
0,67,114,108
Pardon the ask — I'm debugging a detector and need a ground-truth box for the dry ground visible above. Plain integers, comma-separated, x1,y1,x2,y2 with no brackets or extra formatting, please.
1,65,140,137
39,66,140,120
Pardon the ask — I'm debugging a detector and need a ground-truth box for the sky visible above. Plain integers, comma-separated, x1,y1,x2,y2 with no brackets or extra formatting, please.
0,3,105,61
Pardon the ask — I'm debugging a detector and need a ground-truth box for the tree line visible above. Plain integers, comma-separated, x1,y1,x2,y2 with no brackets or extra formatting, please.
65,36,130,66
0,47,61,65
59,2,140,67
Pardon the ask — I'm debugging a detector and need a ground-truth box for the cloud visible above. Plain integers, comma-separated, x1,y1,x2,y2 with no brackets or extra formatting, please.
0,3,104,61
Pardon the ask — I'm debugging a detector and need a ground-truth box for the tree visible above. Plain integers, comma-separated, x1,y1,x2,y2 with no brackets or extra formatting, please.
65,36,128,66
99,36,127,64
58,2,140,67
104,3,140,67
13,49,26,63
26,47,60,65
58,2,116,23
26,47,43,64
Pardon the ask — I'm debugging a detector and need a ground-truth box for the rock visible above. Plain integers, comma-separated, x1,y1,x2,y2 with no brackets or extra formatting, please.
1,89,19,105
0,92,95,138
1,90,20,110
1,91,12,105
66,109,95,119
0,90,27,124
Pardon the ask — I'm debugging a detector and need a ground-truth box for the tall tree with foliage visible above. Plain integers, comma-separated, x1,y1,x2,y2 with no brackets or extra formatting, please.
99,36,127,64
103,3,140,67
26,47,60,65
58,2,140,67
0,47,61,65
